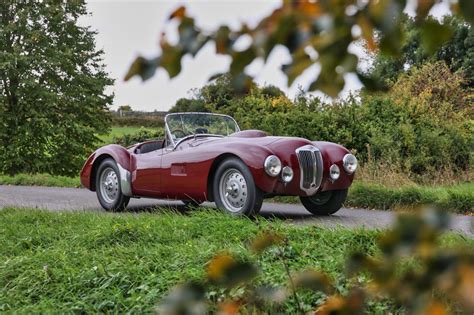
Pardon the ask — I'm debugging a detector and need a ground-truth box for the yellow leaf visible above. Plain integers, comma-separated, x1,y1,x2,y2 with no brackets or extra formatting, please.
357,15,377,52
218,300,240,315
250,231,284,253
206,254,235,282
169,6,186,20
423,301,447,315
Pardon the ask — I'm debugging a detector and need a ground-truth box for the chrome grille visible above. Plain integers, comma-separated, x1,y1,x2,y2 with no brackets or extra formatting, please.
296,145,323,195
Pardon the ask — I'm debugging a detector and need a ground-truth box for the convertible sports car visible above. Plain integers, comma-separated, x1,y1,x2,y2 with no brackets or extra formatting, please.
81,112,357,215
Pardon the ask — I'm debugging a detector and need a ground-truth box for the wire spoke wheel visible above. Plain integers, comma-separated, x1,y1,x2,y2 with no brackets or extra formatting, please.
99,167,119,204
218,168,248,212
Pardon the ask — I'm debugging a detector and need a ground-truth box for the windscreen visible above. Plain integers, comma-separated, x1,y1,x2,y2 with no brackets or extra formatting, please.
165,113,240,142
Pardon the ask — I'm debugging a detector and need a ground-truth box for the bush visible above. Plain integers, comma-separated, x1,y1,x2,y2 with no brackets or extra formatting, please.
112,128,164,147
203,62,472,181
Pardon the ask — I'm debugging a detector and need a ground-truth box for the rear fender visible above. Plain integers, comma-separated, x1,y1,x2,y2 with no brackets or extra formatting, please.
80,145,133,196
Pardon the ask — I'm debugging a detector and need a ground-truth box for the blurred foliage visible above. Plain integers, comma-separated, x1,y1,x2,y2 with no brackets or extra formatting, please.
366,15,474,87
0,1,113,176
170,64,472,180
112,128,164,147
125,0,473,97
156,207,474,314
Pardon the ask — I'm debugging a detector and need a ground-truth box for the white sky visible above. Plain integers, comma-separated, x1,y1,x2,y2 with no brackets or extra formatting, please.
81,0,451,111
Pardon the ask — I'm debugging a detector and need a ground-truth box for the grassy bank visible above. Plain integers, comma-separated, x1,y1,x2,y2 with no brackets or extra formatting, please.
347,181,473,213
0,208,471,313
274,182,473,214
0,173,81,188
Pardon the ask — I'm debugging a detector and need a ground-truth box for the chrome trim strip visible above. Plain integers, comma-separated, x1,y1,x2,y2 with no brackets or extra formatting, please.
117,163,132,196
295,144,323,196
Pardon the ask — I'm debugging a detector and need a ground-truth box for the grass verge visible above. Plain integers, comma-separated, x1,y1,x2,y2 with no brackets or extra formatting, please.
0,208,471,313
271,182,474,214
0,173,80,188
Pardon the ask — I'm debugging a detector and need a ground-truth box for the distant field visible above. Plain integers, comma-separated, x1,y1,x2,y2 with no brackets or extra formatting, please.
98,126,155,144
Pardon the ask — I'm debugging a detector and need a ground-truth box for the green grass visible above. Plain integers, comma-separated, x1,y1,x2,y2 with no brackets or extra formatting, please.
0,208,471,313
0,173,81,188
346,181,474,213
98,126,155,144
272,182,474,214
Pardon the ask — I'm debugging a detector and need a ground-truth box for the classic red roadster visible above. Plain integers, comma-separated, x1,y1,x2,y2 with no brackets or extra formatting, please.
80,112,357,215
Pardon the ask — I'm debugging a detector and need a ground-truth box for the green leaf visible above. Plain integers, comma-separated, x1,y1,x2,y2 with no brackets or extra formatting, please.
177,17,208,57
124,56,159,82
229,47,256,74
282,51,313,86
420,20,454,54
459,0,474,24
379,25,405,57
309,70,344,97
160,46,183,78
215,26,232,54
356,71,389,92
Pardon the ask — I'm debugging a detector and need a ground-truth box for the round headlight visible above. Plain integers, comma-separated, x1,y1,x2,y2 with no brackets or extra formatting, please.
343,154,358,174
281,166,294,183
264,155,282,177
329,164,340,181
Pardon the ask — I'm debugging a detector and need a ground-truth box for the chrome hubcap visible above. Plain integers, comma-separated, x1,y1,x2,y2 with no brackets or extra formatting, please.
100,167,119,203
219,168,248,212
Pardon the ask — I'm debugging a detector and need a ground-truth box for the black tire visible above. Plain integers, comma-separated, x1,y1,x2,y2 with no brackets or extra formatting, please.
300,189,348,215
96,158,130,212
213,157,263,216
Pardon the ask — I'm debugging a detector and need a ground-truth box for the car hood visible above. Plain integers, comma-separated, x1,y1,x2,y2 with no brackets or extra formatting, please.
183,131,311,150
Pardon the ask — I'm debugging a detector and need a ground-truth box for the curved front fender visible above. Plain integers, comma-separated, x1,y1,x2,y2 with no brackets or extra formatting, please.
80,145,133,196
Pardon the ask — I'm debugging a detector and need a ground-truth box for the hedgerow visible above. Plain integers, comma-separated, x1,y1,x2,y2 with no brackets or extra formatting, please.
192,63,472,181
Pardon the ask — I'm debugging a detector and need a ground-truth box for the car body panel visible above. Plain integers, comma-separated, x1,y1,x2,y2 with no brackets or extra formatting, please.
81,116,355,203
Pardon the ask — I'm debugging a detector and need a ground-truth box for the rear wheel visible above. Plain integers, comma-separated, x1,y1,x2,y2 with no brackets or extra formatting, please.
300,189,348,215
213,157,263,216
96,158,130,212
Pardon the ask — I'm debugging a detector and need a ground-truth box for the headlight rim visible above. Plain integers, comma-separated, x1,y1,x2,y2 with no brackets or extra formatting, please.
281,166,294,183
329,164,340,181
342,153,358,174
264,155,282,177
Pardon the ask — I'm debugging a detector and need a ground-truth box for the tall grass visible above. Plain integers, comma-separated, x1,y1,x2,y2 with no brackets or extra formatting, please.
0,208,471,313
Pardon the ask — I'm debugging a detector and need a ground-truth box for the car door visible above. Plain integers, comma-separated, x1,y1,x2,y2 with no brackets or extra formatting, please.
131,148,163,196
159,143,210,200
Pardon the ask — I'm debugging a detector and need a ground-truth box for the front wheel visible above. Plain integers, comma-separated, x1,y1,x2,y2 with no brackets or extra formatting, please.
213,157,263,216
96,158,130,212
300,189,348,215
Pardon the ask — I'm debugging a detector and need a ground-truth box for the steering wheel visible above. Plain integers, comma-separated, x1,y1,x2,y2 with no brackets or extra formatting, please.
171,128,187,139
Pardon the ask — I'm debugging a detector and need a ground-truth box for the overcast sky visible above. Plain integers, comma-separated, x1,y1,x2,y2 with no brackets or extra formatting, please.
81,0,451,111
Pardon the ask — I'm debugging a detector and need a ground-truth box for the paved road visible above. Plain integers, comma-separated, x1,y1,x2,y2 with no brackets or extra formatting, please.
0,185,472,236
